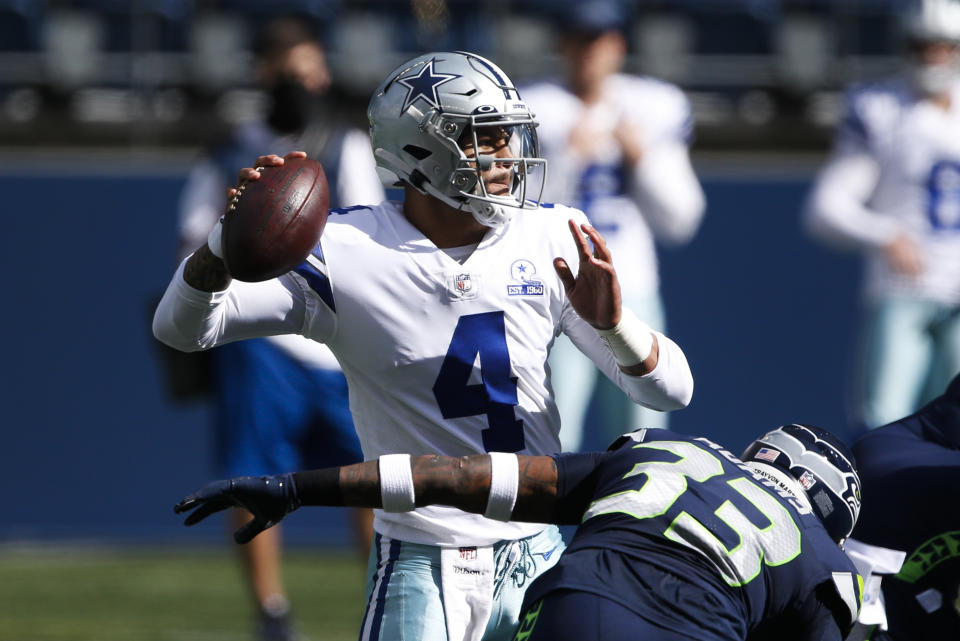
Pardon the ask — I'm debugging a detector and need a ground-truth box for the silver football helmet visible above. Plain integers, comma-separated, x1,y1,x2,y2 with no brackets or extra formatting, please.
902,0,960,94
368,51,546,227
904,0,960,43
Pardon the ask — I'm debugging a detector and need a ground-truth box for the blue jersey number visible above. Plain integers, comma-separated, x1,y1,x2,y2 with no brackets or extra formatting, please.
432,312,525,452
927,161,960,231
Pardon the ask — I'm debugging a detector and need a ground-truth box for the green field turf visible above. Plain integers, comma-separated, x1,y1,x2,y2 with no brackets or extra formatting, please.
0,545,368,641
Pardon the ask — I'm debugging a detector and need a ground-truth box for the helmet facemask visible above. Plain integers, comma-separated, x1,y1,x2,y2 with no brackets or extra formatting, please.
420,109,546,227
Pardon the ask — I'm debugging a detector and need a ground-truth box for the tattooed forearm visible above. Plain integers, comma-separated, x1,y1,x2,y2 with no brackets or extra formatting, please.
328,454,561,523
413,455,490,514
512,456,559,523
183,244,232,292
413,454,560,523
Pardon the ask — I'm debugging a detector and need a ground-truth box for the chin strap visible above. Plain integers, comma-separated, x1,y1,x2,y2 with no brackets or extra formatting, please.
467,198,510,227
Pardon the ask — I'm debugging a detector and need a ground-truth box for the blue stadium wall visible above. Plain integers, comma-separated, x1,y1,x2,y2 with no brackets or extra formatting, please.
0,159,861,544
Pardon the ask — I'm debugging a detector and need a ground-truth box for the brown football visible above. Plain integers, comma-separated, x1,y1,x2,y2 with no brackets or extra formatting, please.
222,157,329,282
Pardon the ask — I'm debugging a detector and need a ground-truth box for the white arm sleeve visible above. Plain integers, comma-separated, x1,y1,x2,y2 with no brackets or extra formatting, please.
152,258,323,352
559,303,693,411
804,147,901,251
632,142,706,246
337,129,386,207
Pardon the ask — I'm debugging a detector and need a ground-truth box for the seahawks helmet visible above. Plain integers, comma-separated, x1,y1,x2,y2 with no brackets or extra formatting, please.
367,51,546,227
742,424,861,543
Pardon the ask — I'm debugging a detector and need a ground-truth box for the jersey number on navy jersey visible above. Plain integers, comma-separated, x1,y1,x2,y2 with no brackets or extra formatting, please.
584,439,802,587
432,312,525,452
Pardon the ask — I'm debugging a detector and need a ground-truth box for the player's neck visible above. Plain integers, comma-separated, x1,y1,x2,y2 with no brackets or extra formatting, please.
402,187,489,248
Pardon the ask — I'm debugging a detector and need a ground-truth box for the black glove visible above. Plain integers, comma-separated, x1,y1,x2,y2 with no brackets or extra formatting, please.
174,474,301,543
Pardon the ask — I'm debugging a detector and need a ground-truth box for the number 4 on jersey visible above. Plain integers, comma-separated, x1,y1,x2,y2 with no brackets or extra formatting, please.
432,311,525,452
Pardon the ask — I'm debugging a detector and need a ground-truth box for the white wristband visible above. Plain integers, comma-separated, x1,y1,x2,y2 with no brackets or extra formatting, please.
206,216,225,259
484,453,519,522
595,308,654,367
379,454,416,513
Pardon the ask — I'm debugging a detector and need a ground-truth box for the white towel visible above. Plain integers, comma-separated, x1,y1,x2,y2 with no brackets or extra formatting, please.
440,545,496,641
844,538,907,628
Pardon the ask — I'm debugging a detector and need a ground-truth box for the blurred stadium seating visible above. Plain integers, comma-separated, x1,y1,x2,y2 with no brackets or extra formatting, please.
0,0,909,149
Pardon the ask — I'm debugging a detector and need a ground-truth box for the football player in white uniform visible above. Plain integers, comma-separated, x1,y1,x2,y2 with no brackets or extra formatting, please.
521,2,705,451
805,0,960,430
154,51,693,641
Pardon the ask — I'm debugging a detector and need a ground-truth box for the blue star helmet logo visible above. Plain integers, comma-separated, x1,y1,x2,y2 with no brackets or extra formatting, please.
397,58,459,113
510,259,537,282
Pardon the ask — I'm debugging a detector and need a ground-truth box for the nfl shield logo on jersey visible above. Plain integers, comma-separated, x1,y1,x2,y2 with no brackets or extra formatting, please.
445,272,480,301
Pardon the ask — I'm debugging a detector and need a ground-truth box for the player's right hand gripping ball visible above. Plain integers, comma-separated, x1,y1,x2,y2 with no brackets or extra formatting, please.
222,157,329,282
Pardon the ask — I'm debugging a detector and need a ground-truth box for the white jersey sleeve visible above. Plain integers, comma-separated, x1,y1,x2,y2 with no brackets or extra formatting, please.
804,85,899,251
171,124,385,370
152,258,325,352
804,147,892,250
560,310,693,412
615,75,705,246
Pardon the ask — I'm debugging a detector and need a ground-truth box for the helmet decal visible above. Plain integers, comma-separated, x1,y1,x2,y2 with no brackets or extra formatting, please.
397,58,460,113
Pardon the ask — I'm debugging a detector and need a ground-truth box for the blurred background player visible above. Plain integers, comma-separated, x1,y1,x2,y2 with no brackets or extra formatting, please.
521,0,705,451
155,50,694,641
805,0,960,432
850,372,960,640
176,16,382,641
177,423,863,641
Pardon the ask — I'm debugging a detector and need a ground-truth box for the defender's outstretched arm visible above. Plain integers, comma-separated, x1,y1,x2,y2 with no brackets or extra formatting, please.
175,454,563,543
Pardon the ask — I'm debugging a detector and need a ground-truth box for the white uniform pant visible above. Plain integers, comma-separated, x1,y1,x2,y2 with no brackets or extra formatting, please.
357,526,565,641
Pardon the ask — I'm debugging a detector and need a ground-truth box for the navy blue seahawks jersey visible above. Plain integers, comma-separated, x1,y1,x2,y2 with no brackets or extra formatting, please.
852,374,960,641
522,430,861,641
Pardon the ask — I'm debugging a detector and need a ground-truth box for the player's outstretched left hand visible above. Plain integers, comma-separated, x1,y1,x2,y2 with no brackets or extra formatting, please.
174,474,301,544
554,220,622,329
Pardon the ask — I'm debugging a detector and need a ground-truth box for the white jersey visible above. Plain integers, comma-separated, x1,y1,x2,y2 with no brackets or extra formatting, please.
177,122,384,369
521,74,705,299
806,78,960,304
154,201,693,546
